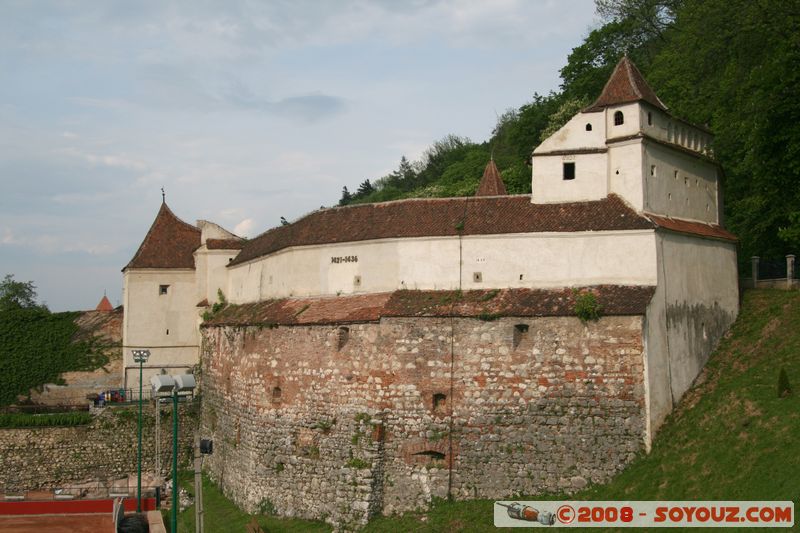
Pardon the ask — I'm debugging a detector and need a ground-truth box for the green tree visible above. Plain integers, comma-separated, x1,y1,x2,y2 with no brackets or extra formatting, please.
338,186,352,206
646,0,800,259
0,274,44,312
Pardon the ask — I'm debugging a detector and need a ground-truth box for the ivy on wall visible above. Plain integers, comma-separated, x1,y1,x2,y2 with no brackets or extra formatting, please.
0,308,110,406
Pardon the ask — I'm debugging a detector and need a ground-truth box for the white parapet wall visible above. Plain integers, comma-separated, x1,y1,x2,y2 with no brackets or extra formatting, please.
225,230,659,304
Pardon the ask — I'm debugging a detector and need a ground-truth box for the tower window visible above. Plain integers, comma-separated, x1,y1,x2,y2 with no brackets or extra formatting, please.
647,112,653,126
272,386,282,401
614,111,624,126
650,165,656,177
585,123,592,131
159,285,169,295
563,162,575,180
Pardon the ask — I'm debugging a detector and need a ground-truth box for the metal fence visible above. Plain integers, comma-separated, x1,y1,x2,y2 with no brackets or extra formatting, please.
758,258,788,280
1,388,194,413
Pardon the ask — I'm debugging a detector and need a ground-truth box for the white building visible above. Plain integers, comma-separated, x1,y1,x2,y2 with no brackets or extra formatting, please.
122,57,738,438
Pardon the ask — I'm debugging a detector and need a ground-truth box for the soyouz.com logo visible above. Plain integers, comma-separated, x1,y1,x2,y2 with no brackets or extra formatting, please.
493,501,794,528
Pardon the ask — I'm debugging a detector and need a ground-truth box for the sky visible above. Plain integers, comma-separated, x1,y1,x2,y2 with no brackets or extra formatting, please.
0,0,598,312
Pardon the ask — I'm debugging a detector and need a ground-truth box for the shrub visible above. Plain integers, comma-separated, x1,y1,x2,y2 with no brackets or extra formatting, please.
574,291,602,322
346,458,370,469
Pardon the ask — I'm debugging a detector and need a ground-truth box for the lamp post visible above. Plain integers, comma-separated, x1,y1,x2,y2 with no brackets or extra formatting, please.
131,349,150,512
152,373,195,533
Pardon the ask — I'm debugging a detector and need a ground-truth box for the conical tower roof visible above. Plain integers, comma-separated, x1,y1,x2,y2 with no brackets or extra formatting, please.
585,56,667,112
95,295,114,312
475,159,507,196
123,202,201,270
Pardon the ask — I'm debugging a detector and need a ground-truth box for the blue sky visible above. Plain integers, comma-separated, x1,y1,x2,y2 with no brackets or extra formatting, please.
0,0,598,311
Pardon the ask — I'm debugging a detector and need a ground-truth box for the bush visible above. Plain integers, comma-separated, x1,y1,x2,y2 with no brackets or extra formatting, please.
574,291,602,322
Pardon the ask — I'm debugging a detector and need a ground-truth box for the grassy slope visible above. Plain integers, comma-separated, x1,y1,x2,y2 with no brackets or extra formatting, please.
175,289,799,532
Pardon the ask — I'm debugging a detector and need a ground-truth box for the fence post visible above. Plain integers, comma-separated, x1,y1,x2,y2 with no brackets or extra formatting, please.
787,255,796,289
751,256,760,287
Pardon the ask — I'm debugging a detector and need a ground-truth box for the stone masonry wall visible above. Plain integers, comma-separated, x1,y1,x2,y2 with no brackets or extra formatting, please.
199,315,646,528
0,402,195,495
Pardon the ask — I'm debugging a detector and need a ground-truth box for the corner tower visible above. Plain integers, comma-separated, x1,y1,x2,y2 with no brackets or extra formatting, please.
532,56,720,225
121,201,202,390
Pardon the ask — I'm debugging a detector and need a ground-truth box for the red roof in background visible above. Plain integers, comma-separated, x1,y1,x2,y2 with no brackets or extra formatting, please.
230,194,654,266
124,203,201,270
203,285,656,327
648,214,737,242
95,295,114,312
585,56,667,112
475,160,507,196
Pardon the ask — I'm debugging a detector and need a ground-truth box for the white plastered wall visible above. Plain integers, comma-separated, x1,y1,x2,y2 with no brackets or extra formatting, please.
643,232,738,446
194,247,239,305
608,141,645,211
226,231,659,304
643,141,719,223
197,220,238,243
534,112,607,154
604,102,642,139
122,269,200,390
532,153,608,204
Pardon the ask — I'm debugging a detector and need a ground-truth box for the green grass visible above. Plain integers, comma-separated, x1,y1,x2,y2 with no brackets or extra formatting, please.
167,471,331,533
166,289,800,532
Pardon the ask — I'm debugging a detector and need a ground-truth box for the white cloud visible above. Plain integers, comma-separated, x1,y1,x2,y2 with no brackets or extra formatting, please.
234,218,255,237
1,228,18,245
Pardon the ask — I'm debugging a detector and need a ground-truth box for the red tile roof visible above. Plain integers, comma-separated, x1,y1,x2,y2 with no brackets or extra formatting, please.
648,214,737,242
230,194,654,266
124,203,201,270
475,160,507,196
202,285,656,327
206,238,245,250
585,56,667,112
95,295,114,312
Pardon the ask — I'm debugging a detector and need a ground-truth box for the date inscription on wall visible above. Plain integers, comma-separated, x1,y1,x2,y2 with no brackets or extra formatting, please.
331,255,358,264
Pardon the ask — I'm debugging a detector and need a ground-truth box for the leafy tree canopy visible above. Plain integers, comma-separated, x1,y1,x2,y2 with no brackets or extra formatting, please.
0,274,46,312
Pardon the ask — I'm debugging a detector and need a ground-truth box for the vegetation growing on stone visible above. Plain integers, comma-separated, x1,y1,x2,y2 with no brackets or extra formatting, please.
0,308,110,406
573,291,603,322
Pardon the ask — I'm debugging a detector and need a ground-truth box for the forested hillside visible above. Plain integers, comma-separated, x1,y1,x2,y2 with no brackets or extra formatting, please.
335,0,800,263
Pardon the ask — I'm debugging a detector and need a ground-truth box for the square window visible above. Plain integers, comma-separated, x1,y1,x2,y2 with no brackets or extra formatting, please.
473,272,482,283
563,162,575,181
159,285,169,295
